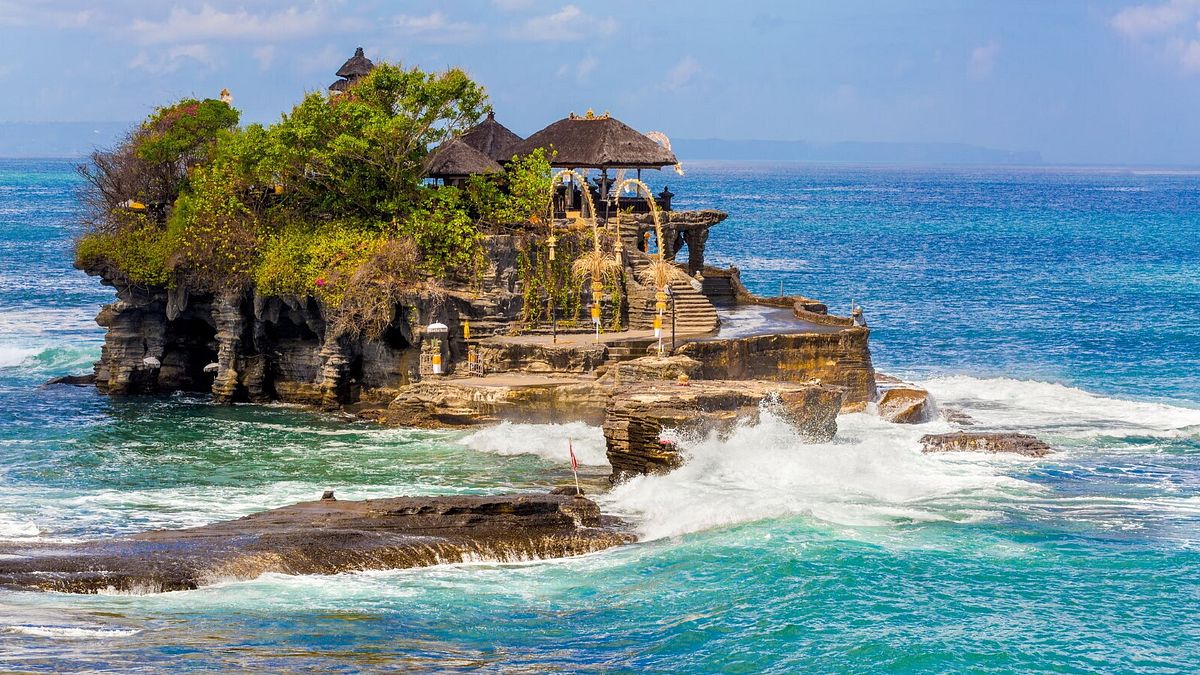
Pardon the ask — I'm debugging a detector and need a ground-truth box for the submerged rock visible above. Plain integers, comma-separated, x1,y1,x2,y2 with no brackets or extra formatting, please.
877,386,935,424
0,493,634,594
920,432,1052,457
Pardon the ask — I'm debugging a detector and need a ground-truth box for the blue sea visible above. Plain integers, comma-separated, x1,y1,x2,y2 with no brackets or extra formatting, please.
2,158,1199,672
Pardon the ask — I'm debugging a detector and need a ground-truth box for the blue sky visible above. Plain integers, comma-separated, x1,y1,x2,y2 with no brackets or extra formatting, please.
2,0,1200,164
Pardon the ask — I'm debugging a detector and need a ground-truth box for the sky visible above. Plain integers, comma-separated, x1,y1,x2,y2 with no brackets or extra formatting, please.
2,0,1200,165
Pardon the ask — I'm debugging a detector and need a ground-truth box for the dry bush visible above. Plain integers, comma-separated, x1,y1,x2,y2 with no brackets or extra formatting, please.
330,236,439,339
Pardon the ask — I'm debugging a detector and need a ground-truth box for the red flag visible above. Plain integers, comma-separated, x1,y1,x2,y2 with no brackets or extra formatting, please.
569,438,579,472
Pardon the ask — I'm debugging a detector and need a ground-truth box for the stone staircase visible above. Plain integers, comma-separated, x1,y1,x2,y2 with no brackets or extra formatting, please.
615,219,719,335
700,271,738,307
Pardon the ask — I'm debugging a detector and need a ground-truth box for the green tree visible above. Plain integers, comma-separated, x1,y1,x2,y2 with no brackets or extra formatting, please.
268,63,487,221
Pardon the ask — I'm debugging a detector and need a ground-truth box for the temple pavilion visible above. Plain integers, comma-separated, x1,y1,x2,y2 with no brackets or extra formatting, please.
326,50,678,215
328,47,375,94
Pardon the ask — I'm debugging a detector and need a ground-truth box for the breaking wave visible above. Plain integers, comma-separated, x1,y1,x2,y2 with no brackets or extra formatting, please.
458,421,609,466
921,375,1200,439
0,342,98,374
602,409,1028,540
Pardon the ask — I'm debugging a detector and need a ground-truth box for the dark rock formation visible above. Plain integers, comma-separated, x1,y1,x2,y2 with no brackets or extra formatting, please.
920,432,1052,457
603,380,846,481
43,373,97,387
877,386,935,424
0,493,634,594
677,329,877,406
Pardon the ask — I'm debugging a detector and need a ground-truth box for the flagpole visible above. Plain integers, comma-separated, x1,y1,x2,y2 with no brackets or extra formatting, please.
569,438,581,496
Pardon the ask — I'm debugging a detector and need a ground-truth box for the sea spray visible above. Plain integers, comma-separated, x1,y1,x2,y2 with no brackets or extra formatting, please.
922,375,1200,439
459,421,609,466
602,409,1030,540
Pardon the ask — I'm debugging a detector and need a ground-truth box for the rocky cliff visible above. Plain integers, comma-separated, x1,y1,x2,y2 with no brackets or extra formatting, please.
676,329,877,405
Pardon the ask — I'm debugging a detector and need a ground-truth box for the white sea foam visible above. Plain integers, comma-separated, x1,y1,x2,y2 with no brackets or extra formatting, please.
0,344,40,368
3,624,141,639
921,375,1200,439
459,421,609,466
603,408,1027,540
0,515,40,539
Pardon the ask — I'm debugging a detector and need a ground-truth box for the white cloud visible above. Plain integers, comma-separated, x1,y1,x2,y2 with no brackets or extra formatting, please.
253,45,276,71
129,43,214,74
1111,0,1200,37
506,5,617,42
393,11,481,43
1171,37,1200,71
0,1,94,28
968,40,1000,80
129,4,332,45
576,55,598,80
663,56,700,91
1111,1,1200,74
492,0,536,10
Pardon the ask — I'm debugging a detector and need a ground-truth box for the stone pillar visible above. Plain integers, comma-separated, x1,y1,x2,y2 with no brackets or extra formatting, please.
210,292,246,404
95,295,167,395
686,227,709,276
317,334,353,409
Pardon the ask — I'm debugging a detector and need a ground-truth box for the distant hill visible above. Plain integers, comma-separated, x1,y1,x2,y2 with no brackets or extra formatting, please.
673,138,1042,165
0,122,1043,166
0,122,131,158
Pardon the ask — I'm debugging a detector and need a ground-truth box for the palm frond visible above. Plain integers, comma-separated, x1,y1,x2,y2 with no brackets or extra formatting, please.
572,248,621,284
636,257,690,290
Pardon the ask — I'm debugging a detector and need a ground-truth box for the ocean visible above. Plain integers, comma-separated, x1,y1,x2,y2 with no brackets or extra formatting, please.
1,158,1199,672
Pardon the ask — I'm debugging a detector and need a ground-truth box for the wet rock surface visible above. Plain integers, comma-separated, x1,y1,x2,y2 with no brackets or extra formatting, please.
43,373,97,387
603,380,846,481
877,386,935,424
920,432,1052,457
0,493,634,594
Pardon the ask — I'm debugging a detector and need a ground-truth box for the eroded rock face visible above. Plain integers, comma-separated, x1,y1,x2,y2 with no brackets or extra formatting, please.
474,339,607,374
0,493,634,594
677,329,877,406
603,380,846,482
595,355,702,384
877,386,935,424
920,432,1052,457
384,379,610,427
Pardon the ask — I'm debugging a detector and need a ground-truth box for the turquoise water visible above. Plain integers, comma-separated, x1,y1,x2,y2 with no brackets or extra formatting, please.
2,158,1200,672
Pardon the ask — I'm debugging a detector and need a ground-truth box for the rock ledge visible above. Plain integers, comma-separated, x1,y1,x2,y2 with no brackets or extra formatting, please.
0,493,634,594
920,432,1052,457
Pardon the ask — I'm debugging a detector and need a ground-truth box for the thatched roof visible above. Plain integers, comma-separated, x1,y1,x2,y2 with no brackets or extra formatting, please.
336,47,374,79
424,138,503,178
460,112,524,163
511,112,677,169
328,78,351,93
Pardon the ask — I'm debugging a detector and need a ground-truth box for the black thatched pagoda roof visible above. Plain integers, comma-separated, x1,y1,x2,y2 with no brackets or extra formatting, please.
460,111,524,163
510,111,677,169
336,47,375,79
424,138,503,178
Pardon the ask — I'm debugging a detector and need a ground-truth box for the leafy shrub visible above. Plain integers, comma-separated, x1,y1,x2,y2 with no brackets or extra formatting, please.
168,162,259,293
75,214,174,286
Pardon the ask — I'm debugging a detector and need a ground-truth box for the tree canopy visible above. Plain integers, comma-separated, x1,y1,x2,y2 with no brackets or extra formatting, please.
76,60,554,336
